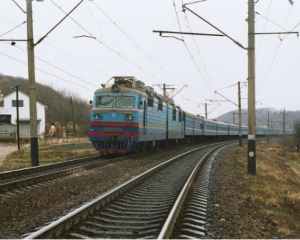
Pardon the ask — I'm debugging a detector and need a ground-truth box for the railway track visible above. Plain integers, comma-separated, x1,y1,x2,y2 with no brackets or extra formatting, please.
0,154,129,194
24,142,230,239
0,142,218,195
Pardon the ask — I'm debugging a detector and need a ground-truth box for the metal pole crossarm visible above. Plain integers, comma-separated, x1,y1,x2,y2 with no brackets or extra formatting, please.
0,39,28,42
255,31,299,36
153,30,224,37
208,103,220,115
171,84,187,99
183,0,207,6
0,21,27,38
214,91,238,106
159,35,184,42
205,99,228,102
182,5,248,50
12,0,26,13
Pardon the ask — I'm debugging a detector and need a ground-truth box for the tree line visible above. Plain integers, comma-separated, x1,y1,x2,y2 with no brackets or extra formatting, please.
0,74,91,136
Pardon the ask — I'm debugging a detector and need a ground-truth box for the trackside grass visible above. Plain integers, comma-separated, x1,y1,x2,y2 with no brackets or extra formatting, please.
0,139,97,172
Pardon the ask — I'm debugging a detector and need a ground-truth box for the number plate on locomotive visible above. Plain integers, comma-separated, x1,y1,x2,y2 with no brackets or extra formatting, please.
102,127,124,132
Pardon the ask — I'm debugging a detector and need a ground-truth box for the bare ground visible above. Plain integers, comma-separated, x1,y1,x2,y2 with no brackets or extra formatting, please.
206,141,300,238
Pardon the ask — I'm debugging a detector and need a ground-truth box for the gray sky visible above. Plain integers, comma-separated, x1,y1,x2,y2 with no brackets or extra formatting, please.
0,0,299,120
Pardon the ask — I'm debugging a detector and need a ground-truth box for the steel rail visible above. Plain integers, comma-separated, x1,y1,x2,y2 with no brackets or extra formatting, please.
0,155,100,180
158,143,229,238
0,154,136,193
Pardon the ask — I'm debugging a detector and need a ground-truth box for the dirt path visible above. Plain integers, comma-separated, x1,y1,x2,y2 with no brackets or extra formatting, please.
0,143,18,166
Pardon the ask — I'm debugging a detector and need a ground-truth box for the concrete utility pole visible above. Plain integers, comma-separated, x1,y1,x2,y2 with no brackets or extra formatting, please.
267,110,270,144
27,0,39,166
69,97,76,137
12,85,21,150
198,103,208,119
162,83,175,98
247,0,256,175
238,81,242,147
282,108,286,156
232,112,237,124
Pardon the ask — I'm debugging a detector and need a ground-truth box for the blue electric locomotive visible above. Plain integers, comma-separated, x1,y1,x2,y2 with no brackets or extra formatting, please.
89,76,291,154
89,76,184,154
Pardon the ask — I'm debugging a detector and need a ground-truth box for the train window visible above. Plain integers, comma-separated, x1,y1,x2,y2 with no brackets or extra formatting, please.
158,101,163,111
116,96,135,108
96,96,114,108
172,109,176,121
179,111,182,122
148,98,153,108
200,123,203,129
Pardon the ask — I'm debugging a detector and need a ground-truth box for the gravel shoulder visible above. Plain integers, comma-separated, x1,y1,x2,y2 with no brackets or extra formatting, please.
206,142,300,239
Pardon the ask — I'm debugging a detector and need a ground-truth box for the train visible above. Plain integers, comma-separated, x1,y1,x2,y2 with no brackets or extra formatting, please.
89,76,289,154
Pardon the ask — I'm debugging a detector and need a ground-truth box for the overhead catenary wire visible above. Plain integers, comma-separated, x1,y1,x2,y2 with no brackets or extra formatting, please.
91,1,187,87
0,51,94,91
0,12,109,87
180,0,215,95
172,0,214,98
257,2,296,94
256,0,273,59
0,20,26,38
49,0,161,83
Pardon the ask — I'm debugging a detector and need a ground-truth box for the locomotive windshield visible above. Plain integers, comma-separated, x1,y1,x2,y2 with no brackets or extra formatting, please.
116,96,135,108
95,95,135,108
96,96,114,108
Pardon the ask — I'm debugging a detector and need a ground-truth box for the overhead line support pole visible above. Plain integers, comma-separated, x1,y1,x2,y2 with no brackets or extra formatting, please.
238,81,242,147
12,85,21,150
27,0,39,166
248,0,256,175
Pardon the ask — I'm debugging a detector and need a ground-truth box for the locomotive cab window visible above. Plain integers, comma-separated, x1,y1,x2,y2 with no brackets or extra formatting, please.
96,96,114,108
116,96,135,108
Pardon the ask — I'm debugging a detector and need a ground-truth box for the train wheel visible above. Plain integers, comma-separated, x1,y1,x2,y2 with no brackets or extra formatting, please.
133,143,141,153
148,142,154,150
141,142,147,152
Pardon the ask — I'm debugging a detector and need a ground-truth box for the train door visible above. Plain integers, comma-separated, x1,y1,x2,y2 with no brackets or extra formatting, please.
143,100,147,134
165,104,169,141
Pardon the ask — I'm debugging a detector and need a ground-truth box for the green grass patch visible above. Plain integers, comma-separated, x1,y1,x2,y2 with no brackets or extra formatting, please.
287,159,300,174
0,140,98,172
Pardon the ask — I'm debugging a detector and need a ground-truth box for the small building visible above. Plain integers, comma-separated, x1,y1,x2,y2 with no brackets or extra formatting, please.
0,122,17,142
0,90,47,140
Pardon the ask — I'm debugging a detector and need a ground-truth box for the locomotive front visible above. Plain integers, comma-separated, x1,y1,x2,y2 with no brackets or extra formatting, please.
89,77,145,154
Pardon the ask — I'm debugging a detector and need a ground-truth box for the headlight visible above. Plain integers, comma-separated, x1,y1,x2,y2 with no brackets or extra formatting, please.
111,84,120,92
125,114,133,120
93,113,102,119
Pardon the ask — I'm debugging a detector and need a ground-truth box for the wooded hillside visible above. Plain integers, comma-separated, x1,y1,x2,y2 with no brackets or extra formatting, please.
0,73,91,136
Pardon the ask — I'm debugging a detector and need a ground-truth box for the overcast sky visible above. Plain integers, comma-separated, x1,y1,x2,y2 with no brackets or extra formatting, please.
0,0,299,121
